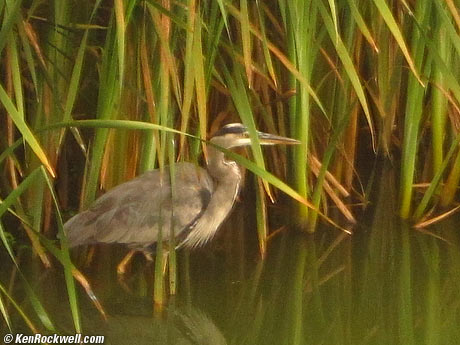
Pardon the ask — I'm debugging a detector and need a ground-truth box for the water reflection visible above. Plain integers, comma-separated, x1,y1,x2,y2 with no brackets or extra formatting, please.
90,305,228,345
187,167,460,345
3,167,460,344
220,167,460,345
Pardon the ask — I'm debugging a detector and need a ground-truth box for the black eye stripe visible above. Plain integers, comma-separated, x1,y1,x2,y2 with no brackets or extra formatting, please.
213,124,247,137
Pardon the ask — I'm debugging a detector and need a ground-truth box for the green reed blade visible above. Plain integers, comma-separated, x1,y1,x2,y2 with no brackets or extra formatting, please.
0,0,21,55
318,0,376,151
0,84,55,177
399,0,431,219
40,166,81,332
373,0,424,86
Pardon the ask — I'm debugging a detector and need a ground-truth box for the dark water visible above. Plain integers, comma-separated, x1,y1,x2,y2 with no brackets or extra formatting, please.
2,169,460,345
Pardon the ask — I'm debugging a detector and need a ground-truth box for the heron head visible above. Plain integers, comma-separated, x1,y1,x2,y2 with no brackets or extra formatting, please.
210,123,300,149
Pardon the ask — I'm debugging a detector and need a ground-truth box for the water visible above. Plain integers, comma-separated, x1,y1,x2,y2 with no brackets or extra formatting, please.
2,169,460,345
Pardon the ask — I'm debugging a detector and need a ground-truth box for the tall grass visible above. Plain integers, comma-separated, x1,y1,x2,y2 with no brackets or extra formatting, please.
0,0,459,336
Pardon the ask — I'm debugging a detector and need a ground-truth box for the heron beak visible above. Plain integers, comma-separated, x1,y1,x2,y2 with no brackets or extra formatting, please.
257,131,301,145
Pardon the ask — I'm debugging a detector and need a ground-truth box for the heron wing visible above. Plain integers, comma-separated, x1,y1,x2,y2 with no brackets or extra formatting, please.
64,163,213,250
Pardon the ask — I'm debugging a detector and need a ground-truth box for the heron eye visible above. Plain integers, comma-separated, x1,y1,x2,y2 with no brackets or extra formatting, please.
214,124,247,137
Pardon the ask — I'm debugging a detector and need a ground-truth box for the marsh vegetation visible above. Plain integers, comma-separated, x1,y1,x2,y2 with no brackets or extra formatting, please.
1,0,459,344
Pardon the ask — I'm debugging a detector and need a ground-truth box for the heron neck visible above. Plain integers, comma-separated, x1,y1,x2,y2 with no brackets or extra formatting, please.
180,145,241,247
206,145,240,182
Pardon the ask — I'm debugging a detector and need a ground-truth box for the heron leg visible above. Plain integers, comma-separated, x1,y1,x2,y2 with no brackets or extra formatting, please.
146,248,169,274
71,268,107,320
142,251,153,262
138,250,167,275
117,250,137,275
142,250,168,281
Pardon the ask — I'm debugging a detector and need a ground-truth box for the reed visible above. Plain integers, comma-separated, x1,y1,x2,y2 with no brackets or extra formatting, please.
0,0,459,337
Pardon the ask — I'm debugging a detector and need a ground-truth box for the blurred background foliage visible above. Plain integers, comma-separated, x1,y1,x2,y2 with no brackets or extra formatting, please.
1,0,460,341
1,0,459,240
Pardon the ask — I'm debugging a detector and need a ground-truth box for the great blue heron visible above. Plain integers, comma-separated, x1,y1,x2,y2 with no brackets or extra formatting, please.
64,123,299,270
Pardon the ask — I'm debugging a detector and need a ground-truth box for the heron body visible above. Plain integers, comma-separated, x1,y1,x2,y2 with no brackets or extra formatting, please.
64,123,299,252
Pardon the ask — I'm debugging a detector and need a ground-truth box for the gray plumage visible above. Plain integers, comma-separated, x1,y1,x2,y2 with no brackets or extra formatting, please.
64,123,299,251
65,163,215,249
